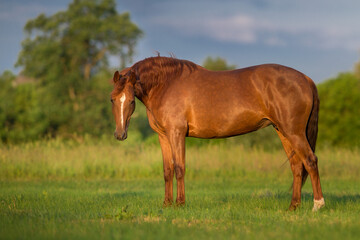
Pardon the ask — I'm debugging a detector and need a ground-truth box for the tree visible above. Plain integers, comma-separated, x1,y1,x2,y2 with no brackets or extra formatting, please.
202,56,236,71
11,0,143,140
0,71,47,143
16,0,143,112
317,73,360,148
355,58,360,79
17,0,142,82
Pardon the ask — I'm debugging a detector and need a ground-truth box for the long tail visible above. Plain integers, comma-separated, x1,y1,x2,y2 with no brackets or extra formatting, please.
302,77,320,187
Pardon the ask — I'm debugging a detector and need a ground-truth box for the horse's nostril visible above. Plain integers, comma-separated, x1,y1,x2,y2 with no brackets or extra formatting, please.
114,131,126,140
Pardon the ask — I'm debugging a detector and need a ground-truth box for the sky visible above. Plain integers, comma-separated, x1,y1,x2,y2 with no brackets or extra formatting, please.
1,0,360,82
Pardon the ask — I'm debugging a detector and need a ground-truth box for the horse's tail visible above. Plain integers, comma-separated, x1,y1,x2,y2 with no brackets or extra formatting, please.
302,76,320,187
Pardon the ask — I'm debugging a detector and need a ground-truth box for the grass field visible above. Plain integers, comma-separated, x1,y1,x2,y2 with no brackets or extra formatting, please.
1,138,360,239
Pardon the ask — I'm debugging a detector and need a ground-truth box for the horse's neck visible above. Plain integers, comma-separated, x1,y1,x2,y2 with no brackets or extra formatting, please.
135,81,164,112
133,73,159,108
134,83,151,109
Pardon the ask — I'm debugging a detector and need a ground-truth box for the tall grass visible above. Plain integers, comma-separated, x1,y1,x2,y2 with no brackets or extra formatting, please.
1,136,359,181
1,138,360,240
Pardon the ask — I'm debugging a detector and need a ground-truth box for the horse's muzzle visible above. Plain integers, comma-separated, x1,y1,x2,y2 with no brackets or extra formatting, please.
114,130,127,141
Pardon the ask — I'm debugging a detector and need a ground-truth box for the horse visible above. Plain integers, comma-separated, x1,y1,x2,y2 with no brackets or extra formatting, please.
110,56,325,211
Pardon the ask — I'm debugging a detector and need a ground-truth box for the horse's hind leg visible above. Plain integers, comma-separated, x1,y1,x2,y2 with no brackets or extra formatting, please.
286,134,325,211
277,131,304,210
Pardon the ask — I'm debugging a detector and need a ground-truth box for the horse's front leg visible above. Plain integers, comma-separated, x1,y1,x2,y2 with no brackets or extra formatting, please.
159,134,174,206
167,129,186,206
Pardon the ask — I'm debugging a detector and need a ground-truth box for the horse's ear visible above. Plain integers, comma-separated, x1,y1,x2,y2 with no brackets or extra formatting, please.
113,71,121,83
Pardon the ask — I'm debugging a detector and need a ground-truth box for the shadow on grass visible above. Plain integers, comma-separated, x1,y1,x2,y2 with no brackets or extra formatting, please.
254,191,360,203
323,193,360,210
96,180,360,211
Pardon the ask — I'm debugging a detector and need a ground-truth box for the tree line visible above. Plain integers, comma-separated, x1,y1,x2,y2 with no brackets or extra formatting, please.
0,0,359,148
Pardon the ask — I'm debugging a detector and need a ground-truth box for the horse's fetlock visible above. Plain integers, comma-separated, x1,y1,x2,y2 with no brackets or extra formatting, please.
312,198,325,212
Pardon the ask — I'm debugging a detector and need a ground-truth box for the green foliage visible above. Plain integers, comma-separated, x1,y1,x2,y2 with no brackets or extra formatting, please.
354,60,360,79
317,73,360,148
0,0,143,143
0,72,47,143
16,0,143,112
202,56,236,71
17,0,143,81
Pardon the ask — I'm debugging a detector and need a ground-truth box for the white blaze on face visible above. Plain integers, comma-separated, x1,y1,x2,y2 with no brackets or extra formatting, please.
119,93,126,127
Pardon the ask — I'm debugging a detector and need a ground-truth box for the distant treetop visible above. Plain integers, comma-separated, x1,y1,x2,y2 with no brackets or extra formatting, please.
202,56,236,71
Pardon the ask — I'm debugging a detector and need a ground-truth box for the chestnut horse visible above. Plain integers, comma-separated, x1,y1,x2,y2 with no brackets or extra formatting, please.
110,56,325,211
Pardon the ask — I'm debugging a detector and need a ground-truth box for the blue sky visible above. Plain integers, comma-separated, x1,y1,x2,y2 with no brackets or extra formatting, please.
1,0,360,82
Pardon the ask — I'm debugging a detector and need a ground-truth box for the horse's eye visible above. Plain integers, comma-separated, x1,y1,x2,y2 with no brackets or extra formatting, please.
110,99,114,103
131,100,135,105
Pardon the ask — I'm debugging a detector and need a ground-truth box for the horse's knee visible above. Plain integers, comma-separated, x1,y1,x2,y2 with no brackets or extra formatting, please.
174,164,185,180
164,166,174,181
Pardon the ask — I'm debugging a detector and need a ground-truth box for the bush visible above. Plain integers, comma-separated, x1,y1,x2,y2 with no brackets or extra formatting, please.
317,73,360,148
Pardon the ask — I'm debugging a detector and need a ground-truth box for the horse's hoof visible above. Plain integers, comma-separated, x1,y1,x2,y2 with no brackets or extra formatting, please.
288,205,297,211
312,198,325,212
175,200,185,207
288,202,300,211
163,200,173,207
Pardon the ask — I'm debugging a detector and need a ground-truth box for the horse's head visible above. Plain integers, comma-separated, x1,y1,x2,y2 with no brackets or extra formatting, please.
111,68,137,141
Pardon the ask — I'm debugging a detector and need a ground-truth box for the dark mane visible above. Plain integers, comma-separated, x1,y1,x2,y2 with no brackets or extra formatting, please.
112,57,198,98
133,57,198,93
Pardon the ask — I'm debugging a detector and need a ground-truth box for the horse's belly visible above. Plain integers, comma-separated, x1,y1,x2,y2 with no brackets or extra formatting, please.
187,111,270,138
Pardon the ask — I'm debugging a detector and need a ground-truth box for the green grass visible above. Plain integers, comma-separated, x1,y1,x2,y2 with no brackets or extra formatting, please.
1,139,360,239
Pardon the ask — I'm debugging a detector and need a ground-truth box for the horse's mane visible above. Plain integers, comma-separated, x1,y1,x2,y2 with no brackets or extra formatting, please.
133,56,198,93
112,57,198,97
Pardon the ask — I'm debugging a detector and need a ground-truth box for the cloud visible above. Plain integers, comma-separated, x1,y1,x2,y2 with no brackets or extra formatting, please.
314,27,360,51
152,14,260,44
204,15,258,44
152,13,360,51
